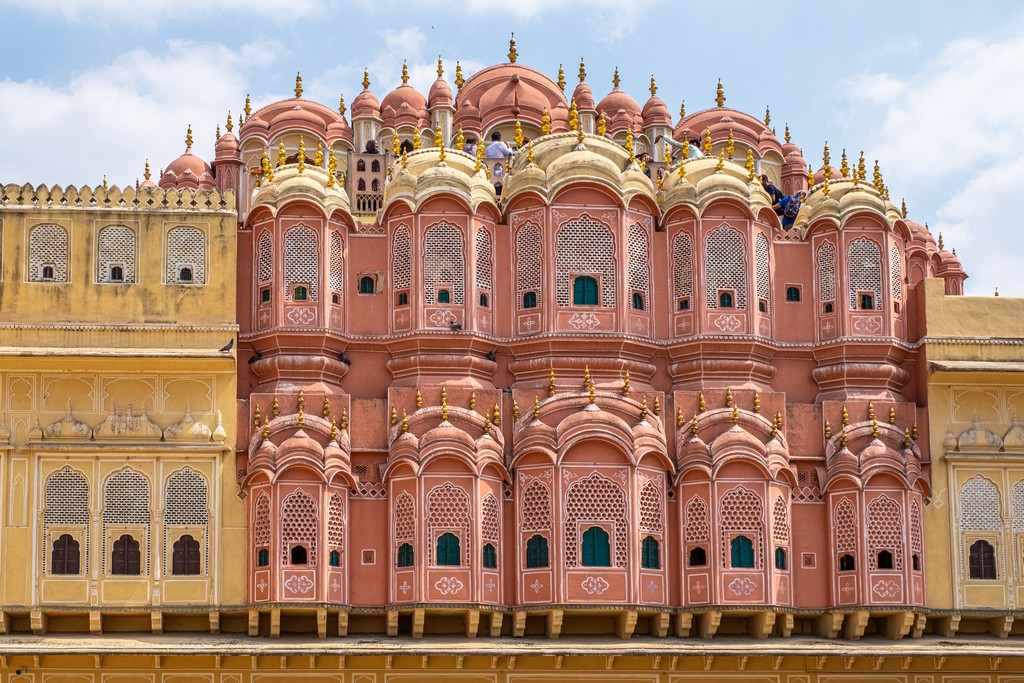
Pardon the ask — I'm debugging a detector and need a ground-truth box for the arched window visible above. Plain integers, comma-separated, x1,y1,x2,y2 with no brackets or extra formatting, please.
436,532,461,566
482,543,497,569
109,265,124,282
371,160,381,172
969,539,997,580
641,536,660,569
358,275,375,294
912,554,921,571
371,178,381,192
290,545,308,565
526,535,549,568
437,289,451,304
329,550,341,567
51,534,81,575
111,534,141,575
718,291,734,308
357,178,366,191
98,225,136,283
356,159,366,172
775,547,787,570
479,293,488,307
572,276,598,305
632,292,645,310
257,548,269,567
522,291,537,309
178,267,193,282
172,535,201,575
876,550,894,570
839,553,856,571
397,543,415,567
688,547,707,567
786,286,801,302
293,285,308,301
29,224,69,282
42,265,55,280
581,526,611,567
730,535,754,568
167,226,206,284
397,292,408,306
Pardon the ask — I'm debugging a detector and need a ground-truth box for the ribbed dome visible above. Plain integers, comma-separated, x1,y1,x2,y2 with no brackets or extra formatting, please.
271,104,326,134
428,76,453,108
215,132,239,159
597,88,641,120
572,82,595,110
381,84,427,128
454,63,568,134
641,94,672,126
352,87,381,119
159,147,215,191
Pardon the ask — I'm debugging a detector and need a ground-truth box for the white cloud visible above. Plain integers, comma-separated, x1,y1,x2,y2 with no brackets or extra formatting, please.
0,40,278,187
0,0,325,23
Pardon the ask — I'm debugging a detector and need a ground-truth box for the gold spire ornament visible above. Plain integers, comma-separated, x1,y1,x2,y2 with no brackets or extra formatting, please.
650,75,657,97
392,133,401,156
475,139,484,172
469,392,477,411
904,426,912,448
215,123,221,140
278,141,287,167
901,198,908,218
323,395,331,418
434,125,443,149
578,57,586,83
400,150,408,170
263,416,270,439
715,78,725,107
401,409,409,433
691,412,699,435
391,407,398,425
557,64,566,92
185,125,193,149
254,404,262,428
440,387,448,421
764,105,771,127
527,141,534,164
753,392,761,413
726,388,734,408
436,55,443,78
824,420,832,439
868,401,875,421
822,174,830,197
512,400,520,419
622,370,631,394
840,149,849,177
331,417,338,440
514,119,524,147
340,408,348,430
858,151,867,181
416,389,422,408
784,123,791,144
676,408,684,429
315,141,324,167
455,62,463,89
746,147,756,181
889,406,897,424
412,127,421,150
244,94,252,118
454,127,465,150
493,403,500,426
541,108,551,135
144,159,151,181
698,393,707,412
548,369,556,395
639,398,648,420
327,150,337,187
716,152,724,172
568,99,579,131
873,159,883,191
261,149,274,182
625,128,635,164
295,72,303,98
297,137,306,173
726,129,735,158
508,33,518,63
612,66,620,88
703,128,713,156
822,142,831,177
362,69,370,90
533,396,541,420
653,396,661,416
806,163,815,189
597,111,607,137
841,404,849,426
663,144,672,167
583,365,592,389
679,101,686,119
401,61,409,85
226,111,234,133
338,95,346,117
732,403,739,424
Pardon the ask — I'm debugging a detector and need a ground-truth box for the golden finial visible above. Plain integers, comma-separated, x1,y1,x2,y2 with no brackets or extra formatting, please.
784,123,791,144
297,136,306,173
663,144,671,167
698,393,707,412
839,424,847,448
677,157,686,181
889,406,897,424
261,148,274,182
612,66,620,88
625,128,635,164
568,99,579,131
340,408,348,430
716,151,724,172
775,410,783,430
703,128,713,156
583,365,592,388
578,57,586,83
508,33,518,63
263,415,270,440
504,157,510,175
822,174,830,197
588,384,596,404
557,64,566,92
679,100,686,119
806,162,815,189
639,398,649,420
871,417,878,438
244,94,252,118
725,388,734,408
185,124,193,148
297,404,305,429
691,412,699,435
822,142,831,176
338,170,345,188
937,232,944,250
295,72,303,98
753,392,761,413
770,415,778,439
533,396,541,420
440,387,449,421
731,403,739,425
226,111,234,133
455,62,464,89
857,150,866,181
653,396,661,416
873,159,883,190
540,107,551,135
622,370,631,395
514,119,524,147
475,139,484,172
216,123,221,140
548,369,556,395
412,128,421,150
597,111,607,137
745,147,755,181
434,125,443,149
824,420,832,439
315,140,324,166
725,129,735,158
512,400,520,419
392,133,401,156
297,389,305,412
912,422,919,440
391,407,398,425
278,140,287,167
254,404,262,428
493,403,500,426
401,409,409,433
331,417,338,441
273,396,280,416
867,401,875,421
764,105,771,127
338,95,346,117
327,149,337,187
454,127,465,150
322,395,331,418
715,78,725,107
676,408,684,429
901,198,907,219
649,75,657,97
840,149,849,177
841,404,849,427
144,159,152,181
527,141,534,164
482,418,491,436
416,389,422,409
362,68,370,90
470,392,477,410
401,60,409,85
436,55,443,78
903,426,912,448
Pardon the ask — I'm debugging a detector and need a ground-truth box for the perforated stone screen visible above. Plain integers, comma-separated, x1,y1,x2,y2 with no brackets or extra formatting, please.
394,491,415,541
281,489,318,565
555,216,615,307
284,225,319,301
423,222,465,305
848,238,882,310
672,231,693,300
427,483,471,565
166,226,206,284
705,226,746,309
684,496,709,543
639,480,662,532
97,225,136,283
330,231,344,293
772,495,789,543
481,493,500,541
102,469,151,574
328,492,345,550
960,475,1001,531
627,223,649,307
563,473,627,568
755,233,770,310
253,492,271,547
911,500,923,553
43,467,89,573
834,499,857,552
817,241,836,304
392,226,411,291
515,223,541,308
28,224,69,282
257,231,273,284
520,480,551,531
720,486,764,567
867,495,903,570
475,228,492,291
890,243,902,302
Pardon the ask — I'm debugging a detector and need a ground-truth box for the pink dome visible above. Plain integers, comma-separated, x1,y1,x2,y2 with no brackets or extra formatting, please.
641,95,672,126
352,87,381,119
215,132,239,159
428,76,453,108
271,104,326,134
159,148,215,191
381,84,427,128
572,82,595,111
454,63,567,134
678,107,780,152
597,88,641,120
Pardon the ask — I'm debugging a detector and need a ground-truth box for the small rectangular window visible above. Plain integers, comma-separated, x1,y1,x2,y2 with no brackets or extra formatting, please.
396,291,409,306
678,298,690,311
260,288,271,303
785,286,801,302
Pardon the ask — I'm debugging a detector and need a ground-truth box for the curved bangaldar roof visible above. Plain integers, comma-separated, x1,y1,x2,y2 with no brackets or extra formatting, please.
239,76,353,147
453,61,569,134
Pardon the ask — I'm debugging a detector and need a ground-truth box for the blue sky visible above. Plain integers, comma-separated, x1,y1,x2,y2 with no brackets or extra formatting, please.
1,0,1022,296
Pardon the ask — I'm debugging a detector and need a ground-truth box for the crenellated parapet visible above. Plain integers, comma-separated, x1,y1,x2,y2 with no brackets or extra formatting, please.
0,182,235,211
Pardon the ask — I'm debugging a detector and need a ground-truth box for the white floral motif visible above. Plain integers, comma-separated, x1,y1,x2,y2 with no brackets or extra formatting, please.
581,576,610,595
434,576,464,595
330,578,341,593
567,312,601,330
523,316,537,329
693,580,705,594
486,578,496,592
429,309,455,327
871,579,900,599
396,311,408,325
399,581,411,595
286,307,316,326
257,578,268,592
714,314,742,332
284,574,315,595
647,580,657,593
727,577,757,596
530,579,543,593
852,315,882,334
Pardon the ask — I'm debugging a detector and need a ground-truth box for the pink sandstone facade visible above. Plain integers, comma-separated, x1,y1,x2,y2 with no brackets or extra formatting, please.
148,43,970,642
